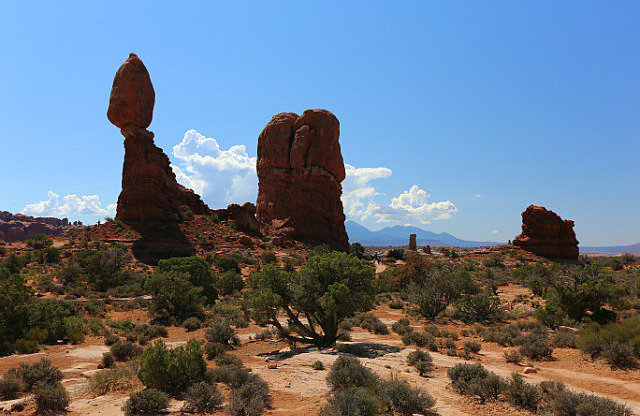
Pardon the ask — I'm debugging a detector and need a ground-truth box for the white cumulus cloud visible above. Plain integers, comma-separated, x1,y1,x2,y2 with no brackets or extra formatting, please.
23,191,116,218
342,164,391,221
171,129,257,208
491,229,499,234
376,185,457,224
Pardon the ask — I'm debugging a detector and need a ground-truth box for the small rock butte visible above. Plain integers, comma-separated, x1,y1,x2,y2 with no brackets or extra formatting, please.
513,205,579,259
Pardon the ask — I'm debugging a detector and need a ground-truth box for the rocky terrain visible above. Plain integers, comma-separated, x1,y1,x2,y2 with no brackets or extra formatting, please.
0,211,82,242
513,205,579,259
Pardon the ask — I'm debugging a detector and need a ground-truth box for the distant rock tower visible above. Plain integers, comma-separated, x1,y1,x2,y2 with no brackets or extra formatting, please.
107,53,209,222
256,109,349,251
512,205,579,259
408,234,417,251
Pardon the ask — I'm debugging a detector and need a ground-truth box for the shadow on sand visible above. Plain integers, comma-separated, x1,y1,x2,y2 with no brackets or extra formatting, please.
126,221,195,265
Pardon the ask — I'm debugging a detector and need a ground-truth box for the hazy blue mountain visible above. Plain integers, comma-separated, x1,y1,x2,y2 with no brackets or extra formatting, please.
346,220,502,247
580,243,640,255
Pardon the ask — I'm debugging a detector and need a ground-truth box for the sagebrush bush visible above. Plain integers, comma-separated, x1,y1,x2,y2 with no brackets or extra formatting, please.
89,362,139,396
34,383,70,414
552,328,577,348
392,319,413,335
206,318,240,347
519,338,553,361
122,388,169,416
406,350,433,376
389,299,404,309
0,372,24,399
379,379,436,416
550,389,631,416
181,381,223,413
183,317,202,332
603,342,637,369
349,313,389,335
101,351,116,368
501,373,540,411
401,331,437,350
312,360,325,370
204,341,227,360
327,356,378,392
10,358,63,392
447,363,501,401
318,387,378,416
228,373,272,416
209,365,250,388
110,341,143,362
463,341,482,354
504,350,522,364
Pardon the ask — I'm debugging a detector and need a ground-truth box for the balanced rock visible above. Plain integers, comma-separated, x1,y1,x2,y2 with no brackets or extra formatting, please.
513,205,579,259
408,233,417,251
108,53,209,222
256,109,348,251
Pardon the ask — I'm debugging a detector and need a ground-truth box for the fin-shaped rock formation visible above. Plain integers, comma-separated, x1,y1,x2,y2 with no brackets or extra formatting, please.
513,205,579,259
108,53,209,222
256,109,349,251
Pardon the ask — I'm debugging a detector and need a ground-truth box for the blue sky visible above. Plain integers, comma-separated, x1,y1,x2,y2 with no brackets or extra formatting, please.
1,1,638,246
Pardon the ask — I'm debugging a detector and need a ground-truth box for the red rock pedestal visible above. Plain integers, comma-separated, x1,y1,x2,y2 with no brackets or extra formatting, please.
408,234,417,251
108,53,209,222
256,110,349,251
513,205,579,259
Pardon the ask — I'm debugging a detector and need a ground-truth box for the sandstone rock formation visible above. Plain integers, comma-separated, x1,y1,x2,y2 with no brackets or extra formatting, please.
256,110,348,251
108,53,209,222
214,203,261,234
513,205,579,259
0,211,83,242
408,234,417,251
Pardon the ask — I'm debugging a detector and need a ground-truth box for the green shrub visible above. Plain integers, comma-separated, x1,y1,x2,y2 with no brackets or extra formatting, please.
34,383,70,414
137,339,207,396
349,313,389,335
157,256,218,304
218,270,245,295
379,379,436,416
501,373,540,411
110,341,143,362
550,389,631,416
0,372,24,399
327,356,378,392
145,269,205,320
181,381,223,413
406,350,433,376
260,252,278,265
205,318,240,347
214,255,241,273
312,360,325,370
228,374,272,416
122,388,169,416
447,363,501,401
183,317,202,332
318,387,378,416
104,332,120,346
454,293,502,323
577,317,640,365
389,299,404,309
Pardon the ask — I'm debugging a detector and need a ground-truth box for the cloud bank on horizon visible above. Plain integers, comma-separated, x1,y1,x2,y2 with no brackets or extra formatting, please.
23,191,116,219
22,130,457,226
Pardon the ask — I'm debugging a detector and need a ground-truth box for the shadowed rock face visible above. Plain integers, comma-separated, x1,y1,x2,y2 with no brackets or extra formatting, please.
108,53,209,222
256,109,349,251
513,205,579,259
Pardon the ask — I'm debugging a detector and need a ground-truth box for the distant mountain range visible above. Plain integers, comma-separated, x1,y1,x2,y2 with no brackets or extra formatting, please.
345,221,502,248
579,243,640,255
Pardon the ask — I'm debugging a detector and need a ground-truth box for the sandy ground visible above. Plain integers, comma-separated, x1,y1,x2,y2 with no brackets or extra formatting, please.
2,287,640,415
